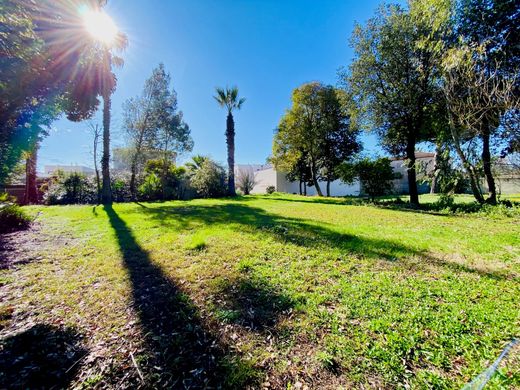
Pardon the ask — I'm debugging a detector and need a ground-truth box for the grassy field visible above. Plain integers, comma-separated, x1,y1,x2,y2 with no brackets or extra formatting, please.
0,194,519,389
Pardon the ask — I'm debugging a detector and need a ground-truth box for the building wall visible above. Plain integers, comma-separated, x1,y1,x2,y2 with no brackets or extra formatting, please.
251,167,278,194
250,167,360,196
496,177,520,195
391,156,434,195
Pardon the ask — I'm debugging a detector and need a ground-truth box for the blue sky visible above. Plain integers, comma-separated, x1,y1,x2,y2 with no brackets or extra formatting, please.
39,0,387,170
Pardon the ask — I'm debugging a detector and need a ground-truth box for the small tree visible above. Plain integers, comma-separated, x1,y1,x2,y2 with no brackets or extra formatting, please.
339,158,398,201
236,169,257,195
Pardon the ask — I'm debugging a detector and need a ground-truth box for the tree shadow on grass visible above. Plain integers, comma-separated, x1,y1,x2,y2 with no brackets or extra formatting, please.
134,203,513,281
212,273,295,331
0,324,86,389
103,205,259,388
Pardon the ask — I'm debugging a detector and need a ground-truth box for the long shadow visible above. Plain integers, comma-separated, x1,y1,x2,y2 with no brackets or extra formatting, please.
0,324,86,388
103,205,260,388
134,202,514,281
212,273,294,331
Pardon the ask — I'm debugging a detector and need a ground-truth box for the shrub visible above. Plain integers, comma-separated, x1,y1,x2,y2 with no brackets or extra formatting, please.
190,159,226,198
43,172,97,205
338,157,399,201
236,169,257,195
111,172,132,202
265,186,275,195
138,159,186,201
0,193,31,233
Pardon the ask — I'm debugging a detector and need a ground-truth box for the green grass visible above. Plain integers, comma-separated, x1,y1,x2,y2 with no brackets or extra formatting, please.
1,194,519,388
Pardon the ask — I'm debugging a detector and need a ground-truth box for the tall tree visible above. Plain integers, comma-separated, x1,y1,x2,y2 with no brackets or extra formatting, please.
447,0,519,204
89,123,102,204
271,83,360,196
214,86,245,196
122,64,183,199
0,0,110,185
345,4,444,205
318,88,362,196
96,27,127,204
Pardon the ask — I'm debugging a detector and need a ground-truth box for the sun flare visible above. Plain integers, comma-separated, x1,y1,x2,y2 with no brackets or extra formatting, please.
82,9,118,45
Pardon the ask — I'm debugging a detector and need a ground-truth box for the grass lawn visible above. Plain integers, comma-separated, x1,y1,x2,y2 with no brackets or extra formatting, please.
0,194,519,388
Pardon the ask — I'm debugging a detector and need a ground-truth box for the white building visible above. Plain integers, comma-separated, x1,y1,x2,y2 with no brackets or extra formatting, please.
43,165,95,176
236,164,361,196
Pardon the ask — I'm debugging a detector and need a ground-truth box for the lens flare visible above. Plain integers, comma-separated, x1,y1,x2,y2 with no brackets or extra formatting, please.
82,9,118,45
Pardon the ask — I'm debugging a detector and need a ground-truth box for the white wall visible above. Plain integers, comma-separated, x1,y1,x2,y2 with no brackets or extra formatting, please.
250,167,360,196
304,179,360,196
251,167,278,194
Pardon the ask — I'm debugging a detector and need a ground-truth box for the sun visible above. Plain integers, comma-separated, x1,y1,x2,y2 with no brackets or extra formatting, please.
82,9,118,45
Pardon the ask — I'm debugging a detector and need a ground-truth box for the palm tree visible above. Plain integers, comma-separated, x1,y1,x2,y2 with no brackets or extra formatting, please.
214,86,245,196
99,34,127,204
185,155,209,175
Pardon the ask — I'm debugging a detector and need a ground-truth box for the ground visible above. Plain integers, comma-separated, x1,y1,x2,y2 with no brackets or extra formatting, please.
0,194,519,389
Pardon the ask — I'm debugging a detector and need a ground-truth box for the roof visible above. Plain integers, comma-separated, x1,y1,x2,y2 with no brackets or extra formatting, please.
391,151,435,161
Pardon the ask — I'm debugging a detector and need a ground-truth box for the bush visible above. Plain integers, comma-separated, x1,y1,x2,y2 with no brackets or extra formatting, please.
43,172,97,205
190,159,226,198
138,159,186,201
338,158,399,201
236,169,257,195
266,186,275,195
0,193,31,233
111,172,132,202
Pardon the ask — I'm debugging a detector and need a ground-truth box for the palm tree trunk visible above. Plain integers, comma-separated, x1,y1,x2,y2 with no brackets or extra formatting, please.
24,143,38,204
93,133,101,204
226,112,236,196
101,92,112,204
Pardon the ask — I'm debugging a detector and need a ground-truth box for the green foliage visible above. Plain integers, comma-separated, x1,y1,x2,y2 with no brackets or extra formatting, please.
271,82,361,196
339,157,398,200
190,159,227,198
185,155,209,175
344,2,446,204
0,0,120,185
138,173,162,201
213,86,246,113
43,172,97,205
138,159,186,201
265,185,275,195
0,193,31,233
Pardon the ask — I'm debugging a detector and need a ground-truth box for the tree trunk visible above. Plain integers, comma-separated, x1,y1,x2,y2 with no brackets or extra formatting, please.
326,179,331,197
451,129,485,204
93,132,101,204
129,161,137,201
406,136,419,206
304,182,307,196
226,112,236,196
299,180,302,195
24,143,38,204
310,159,323,196
481,129,497,204
101,92,112,204
430,143,442,194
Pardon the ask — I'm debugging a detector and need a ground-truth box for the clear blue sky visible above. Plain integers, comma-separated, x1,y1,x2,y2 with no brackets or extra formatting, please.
39,0,388,170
